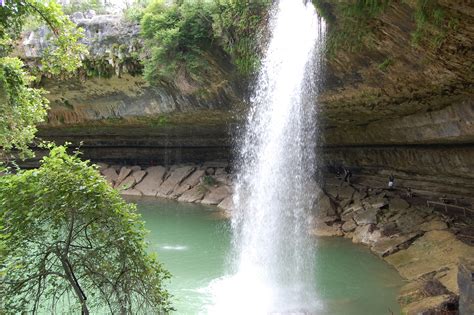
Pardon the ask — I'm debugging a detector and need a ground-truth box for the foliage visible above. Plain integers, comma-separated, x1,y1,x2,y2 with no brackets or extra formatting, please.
123,0,152,23
0,58,48,159
212,0,271,77
0,145,172,314
61,0,107,15
202,175,217,186
0,0,86,158
314,0,392,56
140,0,270,84
141,0,214,83
377,57,392,71
410,0,456,48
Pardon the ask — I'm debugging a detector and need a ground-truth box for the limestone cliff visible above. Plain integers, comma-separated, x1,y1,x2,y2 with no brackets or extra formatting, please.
19,2,474,196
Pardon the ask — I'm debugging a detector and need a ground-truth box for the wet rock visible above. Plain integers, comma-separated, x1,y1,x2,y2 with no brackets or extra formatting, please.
458,257,474,315
156,166,195,197
371,232,421,257
178,185,206,203
217,196,234,212
134,166,167,196
311,222,343,237
201,186,231,205
353,207,379,225
314,194,337,217
102,168,118,185
341,219,357,232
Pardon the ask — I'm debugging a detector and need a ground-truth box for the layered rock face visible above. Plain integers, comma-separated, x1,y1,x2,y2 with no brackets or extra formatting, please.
20,2,474,196
317,0,474,196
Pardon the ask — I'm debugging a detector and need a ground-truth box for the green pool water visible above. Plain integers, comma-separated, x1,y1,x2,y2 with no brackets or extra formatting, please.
132,197,404,315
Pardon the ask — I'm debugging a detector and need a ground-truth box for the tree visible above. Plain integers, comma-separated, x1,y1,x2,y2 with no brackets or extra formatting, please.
0,0,87,160
0,145,172,314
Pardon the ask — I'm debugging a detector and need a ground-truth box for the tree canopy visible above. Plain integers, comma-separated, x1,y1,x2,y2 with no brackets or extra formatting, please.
0,0,86,159
0,145,172,314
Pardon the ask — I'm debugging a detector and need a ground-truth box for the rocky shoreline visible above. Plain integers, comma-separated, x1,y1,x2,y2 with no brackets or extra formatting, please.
98,162,474,315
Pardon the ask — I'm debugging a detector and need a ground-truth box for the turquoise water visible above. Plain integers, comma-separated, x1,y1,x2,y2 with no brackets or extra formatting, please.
133,197,404,315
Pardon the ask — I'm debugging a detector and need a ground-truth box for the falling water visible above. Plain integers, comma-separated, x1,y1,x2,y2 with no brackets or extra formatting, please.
207,0,326,313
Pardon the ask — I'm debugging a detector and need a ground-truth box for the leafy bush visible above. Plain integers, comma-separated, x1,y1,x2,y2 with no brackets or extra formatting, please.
140,0,271,84
0,145,172,314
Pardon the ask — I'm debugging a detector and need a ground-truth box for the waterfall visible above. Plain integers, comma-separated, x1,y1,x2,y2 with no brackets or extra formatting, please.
207,0,326,313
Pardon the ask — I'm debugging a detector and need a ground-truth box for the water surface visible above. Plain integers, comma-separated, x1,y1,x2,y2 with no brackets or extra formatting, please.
134,197,404,315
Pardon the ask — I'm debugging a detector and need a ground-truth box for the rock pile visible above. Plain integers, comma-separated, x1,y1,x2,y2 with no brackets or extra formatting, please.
311,177,474,315
98,162,233,213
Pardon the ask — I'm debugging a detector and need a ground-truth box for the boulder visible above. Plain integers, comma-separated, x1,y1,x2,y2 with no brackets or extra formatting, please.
419,218,448,232
156,166,195,197
217,196,234,212
364,195,388,209
102,168,118,185
390,197,410,210
338,185,355,200
352,225,382,245
116,175,136,191
310,222,343,237
178,185,206,203
371,232,421,257
130,165,141,172
201,186,231,205
171,169,205,198
341,219,357,232
314,194,336,217
353,207,379,225
132,170,147,184
134,166,167,196
115,167,132,187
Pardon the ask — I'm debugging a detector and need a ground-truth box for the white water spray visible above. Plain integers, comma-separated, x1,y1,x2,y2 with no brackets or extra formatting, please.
207,1,326,313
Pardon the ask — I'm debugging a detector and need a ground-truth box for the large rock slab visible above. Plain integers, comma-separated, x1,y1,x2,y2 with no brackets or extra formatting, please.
217,196,234,212
385,230,474,294
115,166,132,187
102,168,118,185
116,175,136,191
134,166,168,196
177,185,206,203
132,170,147,184
311,222,343,237
201,186,231,205
371,232,421,257
171,169,205,198
156,166,195,197
390,197,410,211
353,207,379,225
